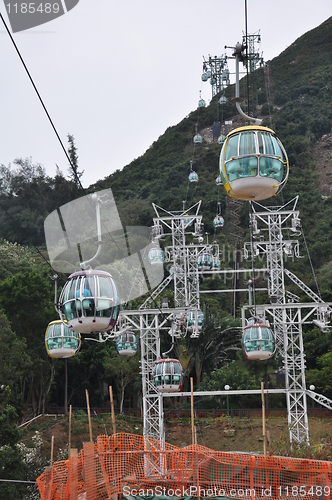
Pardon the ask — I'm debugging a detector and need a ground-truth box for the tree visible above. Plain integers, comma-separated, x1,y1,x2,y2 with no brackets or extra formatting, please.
306,350,332,398
199,361,260,408
67,134,84,186
0,387,27,499
0,270,55,414
103,344,140,413
0,310,31,409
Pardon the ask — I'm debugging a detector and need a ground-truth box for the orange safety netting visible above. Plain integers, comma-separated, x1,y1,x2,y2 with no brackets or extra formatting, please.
37,432,331,500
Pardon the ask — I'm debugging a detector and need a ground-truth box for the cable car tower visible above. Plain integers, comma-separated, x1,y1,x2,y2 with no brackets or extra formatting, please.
116,201,220,440
218,37,332,446
201,54,230,97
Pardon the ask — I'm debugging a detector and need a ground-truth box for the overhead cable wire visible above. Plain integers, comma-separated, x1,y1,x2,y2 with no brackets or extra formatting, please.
0,12,126,265
0,12,84,191
301,223,321,299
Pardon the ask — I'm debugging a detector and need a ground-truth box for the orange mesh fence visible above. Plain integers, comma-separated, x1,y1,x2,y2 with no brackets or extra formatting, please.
37,432,332,500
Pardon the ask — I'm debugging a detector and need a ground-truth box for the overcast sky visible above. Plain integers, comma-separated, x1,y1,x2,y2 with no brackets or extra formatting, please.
0,0,331,187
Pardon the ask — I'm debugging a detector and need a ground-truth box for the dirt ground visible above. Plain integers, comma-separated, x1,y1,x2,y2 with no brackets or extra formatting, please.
23,412,332,462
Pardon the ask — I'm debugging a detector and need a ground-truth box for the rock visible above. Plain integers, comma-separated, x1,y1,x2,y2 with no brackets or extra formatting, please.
224,428,235,437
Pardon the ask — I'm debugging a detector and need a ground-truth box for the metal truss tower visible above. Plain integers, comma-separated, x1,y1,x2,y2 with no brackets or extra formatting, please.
242,31,264,73
116,202,219,441
243,197,332,446
202,55,230,97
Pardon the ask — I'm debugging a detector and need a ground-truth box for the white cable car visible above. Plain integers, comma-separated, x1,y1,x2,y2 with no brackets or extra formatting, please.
218,135,226,145
169,264,182,275
216,175,223,186
45,320,81,359
219,125,289,201
201,72,208,82
213,215,224,228
189,170,199,182
197,252,213,270
148,247,165,264
153,358,184,393
242,318,276,361
58,270,119,334
198,98,206,108
115,331,138,356
219,95,227,104
194,134,203,144
186,309,205,333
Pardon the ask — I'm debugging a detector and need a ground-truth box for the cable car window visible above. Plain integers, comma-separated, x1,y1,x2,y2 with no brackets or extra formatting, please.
165,363,172,374
53,323,62,337
99,276,113,297
258,133,264,154
261,327,270,340
251,327,259,340
225,135,239,160
64,301,78,320
261,132,282,157
174,363,181,374
244,330,250,342
63,278,78,302
85,276,95,297
239,132,256,155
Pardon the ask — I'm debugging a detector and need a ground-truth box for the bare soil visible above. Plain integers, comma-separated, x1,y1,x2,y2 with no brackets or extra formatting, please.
312,132,332,196
23,413,332,463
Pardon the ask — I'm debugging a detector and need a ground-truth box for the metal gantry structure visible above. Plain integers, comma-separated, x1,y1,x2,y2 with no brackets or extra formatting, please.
242,31,264,73
242,197,332,446
113,196,332,446
115,202,219,441
202,55,230,97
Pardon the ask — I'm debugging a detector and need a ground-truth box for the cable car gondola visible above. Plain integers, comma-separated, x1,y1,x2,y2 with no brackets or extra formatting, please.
115,331,138,356
216,175,223,186
58,270,119,334
169,264,182,276
213,215,224,228
197,252,213,271
189,170,199,183
153,358,184,393
219,125,289,201
193,134,203,144
148,247,165,264
242,318,276,361
45,320,81,358
186,309,205,333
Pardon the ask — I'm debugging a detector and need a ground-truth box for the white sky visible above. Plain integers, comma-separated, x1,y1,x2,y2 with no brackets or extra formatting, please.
0,0,331,187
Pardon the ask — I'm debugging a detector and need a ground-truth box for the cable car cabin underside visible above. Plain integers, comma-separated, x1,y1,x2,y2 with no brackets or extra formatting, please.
58,270,119,334
220,125,289,201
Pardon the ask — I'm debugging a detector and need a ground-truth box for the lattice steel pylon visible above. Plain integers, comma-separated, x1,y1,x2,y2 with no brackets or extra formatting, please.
242,31,264,74
242,197,332,446
115,201,219,441
202,55,230,97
